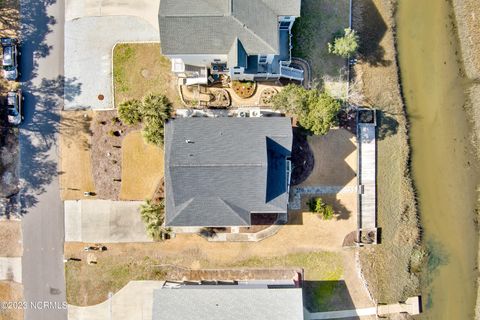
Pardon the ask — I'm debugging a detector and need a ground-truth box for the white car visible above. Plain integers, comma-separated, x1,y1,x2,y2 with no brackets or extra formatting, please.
1,38,19,81
6,90,23,125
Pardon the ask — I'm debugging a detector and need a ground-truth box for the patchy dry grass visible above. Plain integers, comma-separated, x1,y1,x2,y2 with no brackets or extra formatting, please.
113,43,181,107
120,130,164,200
65,256,166,306
292,0,349,94
59,111,96,200
0,281,23,320
0,221,22,257
352,0,421,303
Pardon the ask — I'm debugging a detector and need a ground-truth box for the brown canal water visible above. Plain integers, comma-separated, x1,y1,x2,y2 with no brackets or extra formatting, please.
397,0,479,319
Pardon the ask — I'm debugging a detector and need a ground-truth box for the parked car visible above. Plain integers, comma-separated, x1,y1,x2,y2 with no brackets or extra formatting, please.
1,38,19,80
6,90,23,125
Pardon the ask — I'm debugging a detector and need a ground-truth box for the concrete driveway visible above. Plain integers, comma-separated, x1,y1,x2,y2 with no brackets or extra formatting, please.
64,16,159,110
66,0,160,31
65,200,151,243
68,281,165,320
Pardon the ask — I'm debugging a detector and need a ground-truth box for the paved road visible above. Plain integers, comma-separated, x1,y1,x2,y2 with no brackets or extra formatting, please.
19,0,67,319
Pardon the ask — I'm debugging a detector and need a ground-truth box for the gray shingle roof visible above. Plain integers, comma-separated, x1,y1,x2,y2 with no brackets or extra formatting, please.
159,0,301,55
164,117,292,227
152,286,304,320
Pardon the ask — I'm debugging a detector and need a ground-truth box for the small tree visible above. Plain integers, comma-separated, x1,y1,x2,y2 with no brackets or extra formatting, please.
308,197,335,220
140,94,172,146
299,92,341,135
118,99,142,125
271,84,341,135
328,28,359,58
140,199,170,241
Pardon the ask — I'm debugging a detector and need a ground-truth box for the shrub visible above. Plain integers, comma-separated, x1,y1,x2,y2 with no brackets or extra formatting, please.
118,99,142,125
140,199,171,241
117,94,172,146
308,197,335,220
328,28,359,58
140,94,172,146
272,84,341,135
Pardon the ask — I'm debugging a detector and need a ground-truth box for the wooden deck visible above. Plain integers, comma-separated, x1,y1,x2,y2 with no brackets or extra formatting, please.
358,123,376,230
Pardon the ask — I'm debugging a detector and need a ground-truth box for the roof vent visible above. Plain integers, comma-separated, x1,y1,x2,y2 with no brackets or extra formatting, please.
185,139,194,143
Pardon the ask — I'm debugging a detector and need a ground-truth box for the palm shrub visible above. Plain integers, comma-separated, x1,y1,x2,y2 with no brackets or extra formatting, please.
328,28,359,58
308,197,335,220
140,199,170,241
118,99,142,125
271,84,341,135
140,94,172,146
117,93,172,147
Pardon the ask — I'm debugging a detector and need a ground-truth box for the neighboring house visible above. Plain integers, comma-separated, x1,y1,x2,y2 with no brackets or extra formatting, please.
164,117,292,229
152,282,304,320
158,0,304,85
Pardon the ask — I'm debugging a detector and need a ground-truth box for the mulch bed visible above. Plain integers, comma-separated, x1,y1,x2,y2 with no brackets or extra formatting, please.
91,110,140,200
290,129,314,186
231,81,257,99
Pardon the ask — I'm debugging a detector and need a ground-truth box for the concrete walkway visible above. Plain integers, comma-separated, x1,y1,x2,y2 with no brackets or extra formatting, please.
289,185,357,210
65,200,151,243
64,15,159,110
68,281,165,320
0,257,22,283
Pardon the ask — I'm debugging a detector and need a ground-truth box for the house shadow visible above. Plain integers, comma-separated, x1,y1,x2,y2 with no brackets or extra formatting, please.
353,0,390,67
304,280,358,317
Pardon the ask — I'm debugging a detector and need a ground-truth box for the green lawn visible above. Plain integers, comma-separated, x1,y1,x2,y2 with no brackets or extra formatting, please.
112,43,182,108
293,0,350,97
224,252,345,311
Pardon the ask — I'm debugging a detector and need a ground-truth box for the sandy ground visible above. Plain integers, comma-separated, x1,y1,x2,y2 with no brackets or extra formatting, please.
0,221,22,257
119,131,164,200
0,281,23,320
59,111,96,200
297,128,357,188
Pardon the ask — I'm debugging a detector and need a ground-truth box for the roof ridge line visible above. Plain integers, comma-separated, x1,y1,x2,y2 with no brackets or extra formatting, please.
229,14,277,54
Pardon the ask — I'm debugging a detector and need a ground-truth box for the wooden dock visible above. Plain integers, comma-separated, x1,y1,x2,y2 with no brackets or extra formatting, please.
357,109,377,244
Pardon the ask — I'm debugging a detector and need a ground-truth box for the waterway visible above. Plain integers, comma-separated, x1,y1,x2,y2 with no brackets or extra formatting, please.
397,0,479,319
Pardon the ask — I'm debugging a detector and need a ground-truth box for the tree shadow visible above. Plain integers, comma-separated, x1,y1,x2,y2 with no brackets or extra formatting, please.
18,76,82,214
19,0,57,81
353,0,391,67
377,110,399,140
304,280,358,315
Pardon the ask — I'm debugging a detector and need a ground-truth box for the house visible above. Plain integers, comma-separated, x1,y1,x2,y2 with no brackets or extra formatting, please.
158,0,304,85
164,117,292,229
152,282,304,320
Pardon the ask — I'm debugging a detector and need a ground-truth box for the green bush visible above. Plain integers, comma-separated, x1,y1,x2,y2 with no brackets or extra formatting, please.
117,93,172,146
118,99,142,125
271,84,341,135
308,197,335,220
328,28,359,58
